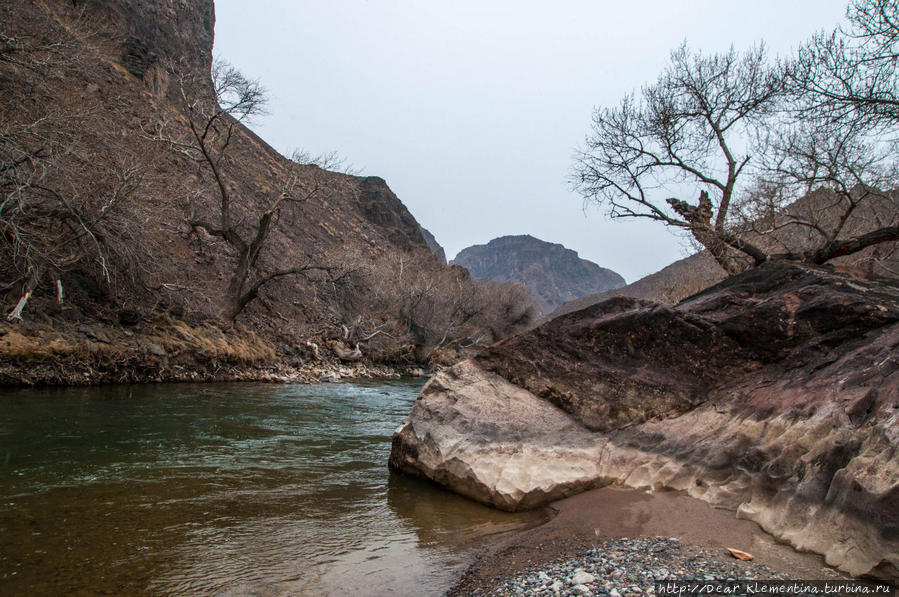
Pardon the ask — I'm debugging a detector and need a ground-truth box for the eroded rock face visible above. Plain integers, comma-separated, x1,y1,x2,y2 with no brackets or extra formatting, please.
389,263,899,580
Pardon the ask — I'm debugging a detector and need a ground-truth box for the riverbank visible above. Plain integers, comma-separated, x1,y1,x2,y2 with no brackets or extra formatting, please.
0,318,432,386
449,486,847,595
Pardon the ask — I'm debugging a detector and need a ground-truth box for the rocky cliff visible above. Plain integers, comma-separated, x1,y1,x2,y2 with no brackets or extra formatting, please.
390,262,899,580
453,235,625,314
418,225,447,264
1,0,530,378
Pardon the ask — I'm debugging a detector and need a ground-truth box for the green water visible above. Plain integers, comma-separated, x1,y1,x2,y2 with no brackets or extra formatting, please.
0,380,544,596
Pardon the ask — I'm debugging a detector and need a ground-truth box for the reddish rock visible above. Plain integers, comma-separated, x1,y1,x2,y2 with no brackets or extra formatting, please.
390,262,899,580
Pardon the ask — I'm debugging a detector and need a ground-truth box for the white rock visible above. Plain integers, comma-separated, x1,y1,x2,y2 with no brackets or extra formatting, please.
571,570,596,585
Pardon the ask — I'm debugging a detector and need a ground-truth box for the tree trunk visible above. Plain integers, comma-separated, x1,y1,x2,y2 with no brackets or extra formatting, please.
668,192,755,275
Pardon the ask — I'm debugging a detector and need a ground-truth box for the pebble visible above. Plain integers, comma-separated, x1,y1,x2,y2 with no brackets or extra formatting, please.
572,570,596,585
485,536,786,596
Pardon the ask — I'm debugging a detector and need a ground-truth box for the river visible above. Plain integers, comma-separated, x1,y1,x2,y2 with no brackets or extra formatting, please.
0,379,545,596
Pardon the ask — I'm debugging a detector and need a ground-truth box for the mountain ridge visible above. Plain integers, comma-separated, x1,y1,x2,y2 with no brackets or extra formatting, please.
452,235,624,314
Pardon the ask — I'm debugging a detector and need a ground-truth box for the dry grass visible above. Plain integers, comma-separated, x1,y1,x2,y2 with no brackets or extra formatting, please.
0,330,77,360
0,317,277,365
163,319,276,363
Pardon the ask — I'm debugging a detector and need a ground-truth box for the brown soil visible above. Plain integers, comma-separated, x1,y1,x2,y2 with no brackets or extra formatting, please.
450,486,846,595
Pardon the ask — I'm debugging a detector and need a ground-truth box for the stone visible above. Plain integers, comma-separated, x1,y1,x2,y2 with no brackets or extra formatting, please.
390,263,899,581
78,324,109,343
571,570,595,585
726,548,754,561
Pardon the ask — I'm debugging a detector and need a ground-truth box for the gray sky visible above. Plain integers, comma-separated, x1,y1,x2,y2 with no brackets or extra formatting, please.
213,1,849,283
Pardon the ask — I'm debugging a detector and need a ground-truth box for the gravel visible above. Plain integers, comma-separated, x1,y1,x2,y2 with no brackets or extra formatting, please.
477,536,786,596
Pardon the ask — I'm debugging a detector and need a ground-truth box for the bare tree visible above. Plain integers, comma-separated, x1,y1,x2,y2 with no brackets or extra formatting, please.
351,253,536,361
291,149,362,175
737,113,898,267
753,0,899,266
575,32,899,274
572,44,783,274
1,20,145,321
164,58,337,321
787,0,899,128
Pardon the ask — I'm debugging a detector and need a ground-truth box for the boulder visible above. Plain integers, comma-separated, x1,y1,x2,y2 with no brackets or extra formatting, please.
389,262,899,580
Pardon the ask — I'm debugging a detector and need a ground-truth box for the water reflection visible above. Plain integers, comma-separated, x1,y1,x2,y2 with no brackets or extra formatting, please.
386,472,549,547
0,380,540,596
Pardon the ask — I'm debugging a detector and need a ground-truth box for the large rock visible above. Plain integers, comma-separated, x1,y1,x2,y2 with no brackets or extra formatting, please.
390,262,899,580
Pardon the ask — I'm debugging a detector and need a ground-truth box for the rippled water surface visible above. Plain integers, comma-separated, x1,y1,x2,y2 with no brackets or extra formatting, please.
0,380,544,595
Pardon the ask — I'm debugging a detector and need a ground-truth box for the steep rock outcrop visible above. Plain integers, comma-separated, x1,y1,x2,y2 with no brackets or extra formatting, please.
418,225,447,264
390,263,899,580
352,177,433,254
79,0,216,98
452,235,625,314
1,0,438,332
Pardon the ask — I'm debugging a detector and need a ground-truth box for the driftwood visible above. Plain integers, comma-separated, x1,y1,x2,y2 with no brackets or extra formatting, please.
6,290,32,321
304,341,320,361
332,341,363,362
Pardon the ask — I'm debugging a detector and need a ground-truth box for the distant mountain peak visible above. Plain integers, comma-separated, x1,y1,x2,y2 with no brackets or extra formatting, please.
452,235,624,314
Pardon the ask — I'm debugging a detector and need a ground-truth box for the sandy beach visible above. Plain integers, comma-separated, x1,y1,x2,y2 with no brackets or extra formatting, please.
449,485,847,595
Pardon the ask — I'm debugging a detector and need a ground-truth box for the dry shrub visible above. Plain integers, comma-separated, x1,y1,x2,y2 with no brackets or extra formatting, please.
322,252,538,362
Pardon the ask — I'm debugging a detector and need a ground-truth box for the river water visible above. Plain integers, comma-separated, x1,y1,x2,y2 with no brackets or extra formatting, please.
0,379,545,596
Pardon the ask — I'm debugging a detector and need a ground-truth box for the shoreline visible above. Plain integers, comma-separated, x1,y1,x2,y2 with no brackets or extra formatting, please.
0,318,436,388
449,485,847,595
0,357,430,388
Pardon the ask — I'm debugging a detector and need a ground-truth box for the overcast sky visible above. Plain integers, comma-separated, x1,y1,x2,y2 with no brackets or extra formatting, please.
213,1,849,283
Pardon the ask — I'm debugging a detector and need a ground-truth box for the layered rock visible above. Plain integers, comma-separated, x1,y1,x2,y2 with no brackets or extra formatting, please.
452,235,624,314
390,263,899,580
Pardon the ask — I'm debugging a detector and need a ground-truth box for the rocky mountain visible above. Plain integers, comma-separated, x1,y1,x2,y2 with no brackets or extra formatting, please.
0,0,534,381
417,225,447,264
452,235,625,314
390,262,899,580
549,251,727,318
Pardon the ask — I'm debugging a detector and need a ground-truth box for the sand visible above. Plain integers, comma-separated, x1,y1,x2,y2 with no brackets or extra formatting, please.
449,485,846,594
